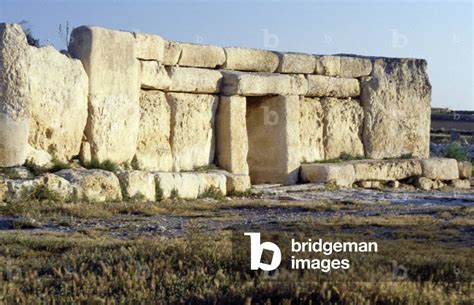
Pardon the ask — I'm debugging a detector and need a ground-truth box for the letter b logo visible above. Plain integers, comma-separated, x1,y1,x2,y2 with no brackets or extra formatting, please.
244,233,281,271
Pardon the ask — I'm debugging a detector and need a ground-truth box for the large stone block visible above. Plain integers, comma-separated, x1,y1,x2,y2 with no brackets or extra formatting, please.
198,172,227,196
289,74,308,96
140,61,171,90
28,46,89,161
56,169,122,202
246,95,300,185
154,172,200,199
322,98,364,159
276,52,316,74
163,41,182,66
361,58,431,159
134,91,172,171
352,159,422,181
0,24,30,167
315,55,372,78
458,161,472,179
223,172,251,193
222,47,279,72
216,96,249,174
117,170,156,201
299,97,324,162
300,163,355,187
167,93,218,171
69,26,140,164
133,32,165,61
421,158,459,180
177,43,225,68
167,67,222,93
221,71,292,96
306,75,360,98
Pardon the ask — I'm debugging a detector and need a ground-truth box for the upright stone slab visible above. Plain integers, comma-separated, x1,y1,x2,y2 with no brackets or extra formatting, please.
246,95,300,185
134,91,173,171
222,47,279,72
69,26,140,164
216,96,249,174
361,58,431,159
0,24,30,167
28,46,89,161
167,93,219,171
322,98,364,159
299,97,324,162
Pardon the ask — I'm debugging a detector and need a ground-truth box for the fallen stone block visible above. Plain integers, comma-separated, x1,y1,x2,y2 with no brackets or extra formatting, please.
361,58,431,159
222,47,279,72
216,96,249,174
322,98,364,159
306,75,360,98
177,43,225,68
134,91,173,171
458,161,472,179
154,172,200,199
221,71,292,96
300,163,356,187
134,32,165,61
276,52,316,74
0,24,31,167
167,93,218,171
56,169,122,202
117,170,156,201
167,67,222,93
163,41,182,65
449,179,470,189
246,95,300,185
352,159,422,181
28,46,89,161
314,55,372,78
140,61,171,90
421,158,459,180
69,26,140,164
299,97,324,162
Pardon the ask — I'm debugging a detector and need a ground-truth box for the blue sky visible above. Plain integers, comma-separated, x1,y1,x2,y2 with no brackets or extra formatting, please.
1,0,472,110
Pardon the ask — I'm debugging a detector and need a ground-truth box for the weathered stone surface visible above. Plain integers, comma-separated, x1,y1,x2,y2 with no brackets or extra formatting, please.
133,32,165,61
154,172,200,199
222,172,251,193
421,158,459,180
5,173,74,202
28,46,88,161
276,52,316,74
134,91,172,171
361,58,431,159
41,173,76,201
415,177,433,191
222,47,279,72
177,43,225,68
5,178,42,202
167,67,222,93
221,71,292,96
299,97,324,162
306,75,360,98
216,96,249,174
167,93,218,171
26,145,52,168
198,172,226,196
458,161,472,179
315,55,372,78
117,170,156,201
163,41,182,66
357,180,382,190
69,26,140,164
289,74,308,96
56,169,122,202
300,163,355,187
1,166,32,179
322,98,364,159
352,159,422,181
140,61,171,90
246,95,300,185
449,179,470,189
0,24,31,167
0,178,6,201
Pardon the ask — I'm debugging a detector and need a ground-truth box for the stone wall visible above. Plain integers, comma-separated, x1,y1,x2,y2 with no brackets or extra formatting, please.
0,23,449,196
